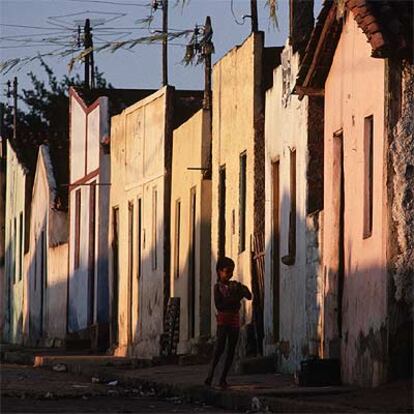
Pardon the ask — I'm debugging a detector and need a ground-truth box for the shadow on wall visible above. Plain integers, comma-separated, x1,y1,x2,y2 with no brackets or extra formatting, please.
24,226,68,347
3,240,24,344
265,187,412,385
2,230,68,347
323,254,413,385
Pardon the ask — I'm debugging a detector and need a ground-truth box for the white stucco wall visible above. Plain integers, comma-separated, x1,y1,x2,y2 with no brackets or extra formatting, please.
170,109,212,354
68,90,109,334
110,88,169,358
4,142,26,344
264,43,323,373
323,15,387,386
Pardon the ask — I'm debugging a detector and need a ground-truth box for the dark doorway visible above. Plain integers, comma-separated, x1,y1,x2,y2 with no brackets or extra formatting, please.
111,207,120,345
137,198,142,334
333,132,345,346
88,182,96,326
128,202,134,343
188,187,196,339
271,160,280,342
40,229,46,338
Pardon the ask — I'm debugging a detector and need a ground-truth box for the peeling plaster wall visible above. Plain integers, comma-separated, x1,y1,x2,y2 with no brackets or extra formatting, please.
264,43,323,373
387,60,414,380
110,88,169,358
323,15,387,386
170,109,212,354
390,62,414,306
4,142,26,344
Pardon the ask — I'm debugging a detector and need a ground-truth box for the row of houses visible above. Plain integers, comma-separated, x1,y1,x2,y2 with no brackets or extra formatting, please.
1,0,412,387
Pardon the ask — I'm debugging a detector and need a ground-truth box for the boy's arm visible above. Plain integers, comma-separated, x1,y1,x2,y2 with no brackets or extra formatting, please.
240,283,252,300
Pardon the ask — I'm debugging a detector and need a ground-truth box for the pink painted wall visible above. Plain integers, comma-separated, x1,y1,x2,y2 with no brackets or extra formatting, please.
323,14,387,386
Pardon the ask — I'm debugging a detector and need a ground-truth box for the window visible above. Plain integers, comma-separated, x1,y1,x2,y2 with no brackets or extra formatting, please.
239,152,247,253
174,199,181,279
218,166,226,257
282,148,296,266
363,116,374,238
152,187,158,270
74,189,81,269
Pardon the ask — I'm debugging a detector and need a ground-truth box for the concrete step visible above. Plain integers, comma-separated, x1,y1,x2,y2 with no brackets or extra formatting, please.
238,355,277,375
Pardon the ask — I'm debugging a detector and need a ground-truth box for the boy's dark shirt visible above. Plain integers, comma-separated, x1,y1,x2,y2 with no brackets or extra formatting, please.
214,281,252,313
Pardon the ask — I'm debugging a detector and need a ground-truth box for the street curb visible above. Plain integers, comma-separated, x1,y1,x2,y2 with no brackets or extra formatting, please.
34,362,355,413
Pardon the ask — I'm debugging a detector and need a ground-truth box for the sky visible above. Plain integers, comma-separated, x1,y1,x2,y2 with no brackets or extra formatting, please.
0,0,319,97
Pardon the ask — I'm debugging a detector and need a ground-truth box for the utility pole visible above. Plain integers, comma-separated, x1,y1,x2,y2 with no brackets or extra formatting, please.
202,16,213,112
250,0,258,33
84,18,94,89
13,77,17,142
162,0,168,86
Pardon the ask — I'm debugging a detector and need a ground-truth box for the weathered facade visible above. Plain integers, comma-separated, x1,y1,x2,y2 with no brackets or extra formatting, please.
170,108,212,354
68,87,154,350
264,39,324,372
296,0,413,386
25,145,68,345
68,88,111,346
211,32,280,357
4,141,26,344
109,86,202,358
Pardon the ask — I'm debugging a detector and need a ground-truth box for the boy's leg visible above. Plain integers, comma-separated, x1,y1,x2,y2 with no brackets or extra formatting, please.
219,327,239,386
205,325,227,385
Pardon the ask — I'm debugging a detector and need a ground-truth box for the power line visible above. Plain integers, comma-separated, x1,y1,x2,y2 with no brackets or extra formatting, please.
64,0,150,6
0,23,70,30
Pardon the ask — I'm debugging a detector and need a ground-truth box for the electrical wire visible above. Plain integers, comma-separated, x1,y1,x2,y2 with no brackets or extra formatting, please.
230,0,248,26
64,0,151,6
0,23,70,31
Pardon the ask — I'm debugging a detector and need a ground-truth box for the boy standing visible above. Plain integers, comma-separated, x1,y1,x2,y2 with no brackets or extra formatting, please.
205,257,252,388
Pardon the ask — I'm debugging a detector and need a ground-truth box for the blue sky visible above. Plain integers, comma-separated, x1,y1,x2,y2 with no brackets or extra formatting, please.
0,1,319,94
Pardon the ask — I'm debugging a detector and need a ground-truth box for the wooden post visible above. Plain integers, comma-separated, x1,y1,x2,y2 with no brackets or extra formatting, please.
250,0,258,33
162,0,168,86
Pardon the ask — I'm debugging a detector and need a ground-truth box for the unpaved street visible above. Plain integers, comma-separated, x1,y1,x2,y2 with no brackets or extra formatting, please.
1,364,233,413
